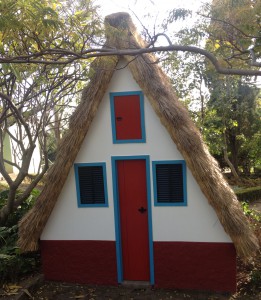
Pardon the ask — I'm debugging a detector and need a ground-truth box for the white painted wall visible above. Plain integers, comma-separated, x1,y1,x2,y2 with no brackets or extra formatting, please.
41,61,231,243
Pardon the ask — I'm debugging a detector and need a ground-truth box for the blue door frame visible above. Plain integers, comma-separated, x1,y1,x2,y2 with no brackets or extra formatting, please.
111,155,154,284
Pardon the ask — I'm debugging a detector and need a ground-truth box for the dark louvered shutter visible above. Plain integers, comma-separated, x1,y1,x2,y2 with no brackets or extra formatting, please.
78,166,105,204
156,164,184,203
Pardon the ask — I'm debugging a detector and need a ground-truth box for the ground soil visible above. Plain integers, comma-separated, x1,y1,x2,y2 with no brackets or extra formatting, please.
0,279,259,300
1,264,260,300
17,281,260,300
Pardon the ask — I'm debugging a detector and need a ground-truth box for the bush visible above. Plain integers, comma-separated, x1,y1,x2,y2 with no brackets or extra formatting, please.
0,189,41,283
241,201,260,235
0,188,40,227
237,202,261,295
241,201,261,220
0,232,39,283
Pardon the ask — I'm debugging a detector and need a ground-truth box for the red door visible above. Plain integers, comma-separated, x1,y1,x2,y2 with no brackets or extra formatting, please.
117,159,150,281
114,95,142,140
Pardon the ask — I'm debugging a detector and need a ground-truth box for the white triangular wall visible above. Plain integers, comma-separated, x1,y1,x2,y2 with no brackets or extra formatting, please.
41,61,231,243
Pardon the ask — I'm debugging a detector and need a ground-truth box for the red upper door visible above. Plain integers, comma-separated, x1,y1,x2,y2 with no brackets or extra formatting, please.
117,159,150,281
112,93,145,142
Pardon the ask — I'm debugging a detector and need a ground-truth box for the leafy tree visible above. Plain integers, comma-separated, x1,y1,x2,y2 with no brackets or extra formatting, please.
162,53,210,130
0,0,101,225
203,76,260,178
199,0,261,178
202,0,261,69
160,2,261,180
0,3,260,76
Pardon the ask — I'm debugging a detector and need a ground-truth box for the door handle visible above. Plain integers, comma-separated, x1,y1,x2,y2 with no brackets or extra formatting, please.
138,206,147,214
116,116,123,121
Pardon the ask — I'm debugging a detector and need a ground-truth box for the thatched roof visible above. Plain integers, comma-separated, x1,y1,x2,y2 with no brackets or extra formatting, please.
18,12,259,260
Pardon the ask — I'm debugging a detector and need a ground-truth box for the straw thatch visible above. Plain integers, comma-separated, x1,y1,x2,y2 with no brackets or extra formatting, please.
18,12,259,260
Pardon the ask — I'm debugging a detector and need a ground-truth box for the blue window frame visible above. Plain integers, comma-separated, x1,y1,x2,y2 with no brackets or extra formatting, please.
74,163,108,207
110,91,146,144
152,160,187,206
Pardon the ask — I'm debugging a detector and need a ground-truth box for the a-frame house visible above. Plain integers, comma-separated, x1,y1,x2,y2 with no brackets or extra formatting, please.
18,13,258,293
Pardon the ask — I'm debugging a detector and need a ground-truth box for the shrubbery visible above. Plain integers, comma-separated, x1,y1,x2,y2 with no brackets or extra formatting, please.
239,201,261,294
0,189,41,283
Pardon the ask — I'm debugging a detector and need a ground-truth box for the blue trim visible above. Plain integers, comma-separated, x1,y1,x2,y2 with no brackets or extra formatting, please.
152,160,187,207
111,155,154,285
74,162,109,207
145,157,155,284
110,91,146,144
111,159,123,282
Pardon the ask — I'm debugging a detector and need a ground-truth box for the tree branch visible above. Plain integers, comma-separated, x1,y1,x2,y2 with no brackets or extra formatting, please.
1,45,260,76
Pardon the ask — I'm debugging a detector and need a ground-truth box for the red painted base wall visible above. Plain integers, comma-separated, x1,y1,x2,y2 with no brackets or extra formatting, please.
40,240,118,285
40,240,236,292
153,242,237,292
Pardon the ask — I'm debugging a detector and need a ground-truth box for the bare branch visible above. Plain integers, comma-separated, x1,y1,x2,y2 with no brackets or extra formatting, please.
1,45,260,76
0,92,33,145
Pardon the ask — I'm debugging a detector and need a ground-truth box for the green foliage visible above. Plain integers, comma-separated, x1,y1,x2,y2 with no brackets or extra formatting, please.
250,267,261,291
203,74,261,174
203,0,261,68
0,0,102,225
0,189,40,282
240,201,261,294
162,9,192,30
162,1,260,178
0,189,40,226
0,0,102,62
241,201,261,222
0,225,39,283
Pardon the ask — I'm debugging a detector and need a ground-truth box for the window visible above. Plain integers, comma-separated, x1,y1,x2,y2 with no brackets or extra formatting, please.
110,91,146,143
152,161,187,206
74,163,108,207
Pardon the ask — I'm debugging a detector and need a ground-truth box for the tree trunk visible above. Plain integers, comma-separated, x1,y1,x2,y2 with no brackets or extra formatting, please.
0,187,16,225
228,132,239,174
223,133,240,181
